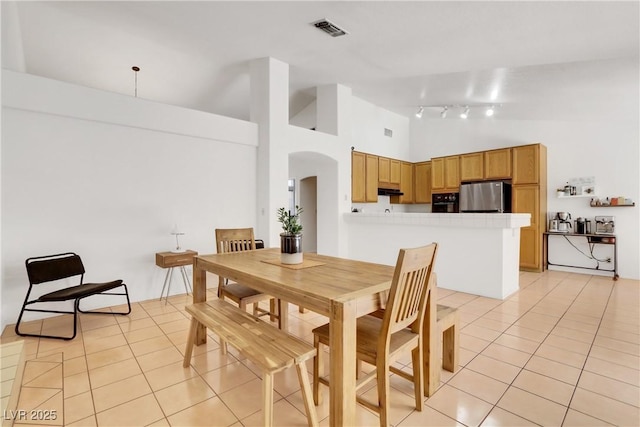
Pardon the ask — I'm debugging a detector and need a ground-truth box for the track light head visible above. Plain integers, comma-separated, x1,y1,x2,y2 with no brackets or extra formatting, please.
440,106,448,118
415,106,424,119
460,106,470,119
485,105,495,117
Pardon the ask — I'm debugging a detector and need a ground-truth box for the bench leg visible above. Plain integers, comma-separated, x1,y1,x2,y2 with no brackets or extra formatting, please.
263,372,274,427
313,336,322,406
277,299,289,331
296,361,319,427
183,317,198,368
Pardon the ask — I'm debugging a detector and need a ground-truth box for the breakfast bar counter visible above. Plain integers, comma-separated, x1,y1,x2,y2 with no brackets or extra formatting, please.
345,212,531,299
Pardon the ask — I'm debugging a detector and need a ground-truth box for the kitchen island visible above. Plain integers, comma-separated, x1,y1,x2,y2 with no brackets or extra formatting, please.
345,212,531,299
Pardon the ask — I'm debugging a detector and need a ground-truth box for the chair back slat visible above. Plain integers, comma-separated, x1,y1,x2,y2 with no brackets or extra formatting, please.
382,243,438,337
215,228,256,254
26,252,85,285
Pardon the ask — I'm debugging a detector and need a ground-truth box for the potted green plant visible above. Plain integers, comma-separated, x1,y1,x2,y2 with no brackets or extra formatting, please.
277,205,303,264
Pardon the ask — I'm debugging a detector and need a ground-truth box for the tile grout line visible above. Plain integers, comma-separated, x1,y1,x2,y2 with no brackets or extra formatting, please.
449,273,588,426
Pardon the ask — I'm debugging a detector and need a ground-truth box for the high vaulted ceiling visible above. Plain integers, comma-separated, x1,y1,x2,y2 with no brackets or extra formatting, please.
5,1,639,122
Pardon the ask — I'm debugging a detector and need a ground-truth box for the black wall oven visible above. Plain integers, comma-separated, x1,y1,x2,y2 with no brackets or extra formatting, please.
432,193,459,213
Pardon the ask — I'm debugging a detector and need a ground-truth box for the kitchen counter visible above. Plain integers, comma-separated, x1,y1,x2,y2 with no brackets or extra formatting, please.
345,212,531,299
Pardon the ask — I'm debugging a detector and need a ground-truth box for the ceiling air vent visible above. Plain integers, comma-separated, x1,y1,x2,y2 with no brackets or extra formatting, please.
313,19,348,37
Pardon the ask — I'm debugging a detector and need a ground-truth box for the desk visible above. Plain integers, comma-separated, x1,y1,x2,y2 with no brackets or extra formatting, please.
544,233,618,280
191,248,438,426
156,250,198,302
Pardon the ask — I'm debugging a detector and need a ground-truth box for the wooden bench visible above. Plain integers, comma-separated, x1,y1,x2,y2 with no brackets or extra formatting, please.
437,304,459,373
183,300,318,427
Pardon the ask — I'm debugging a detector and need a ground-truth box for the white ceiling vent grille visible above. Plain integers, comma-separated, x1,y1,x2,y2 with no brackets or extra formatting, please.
313,19,348,37
384,128,393,137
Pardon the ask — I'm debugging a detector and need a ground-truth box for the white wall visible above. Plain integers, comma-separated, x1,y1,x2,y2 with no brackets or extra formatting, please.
351,97,411,161
1,71,258,330
410,118,640,279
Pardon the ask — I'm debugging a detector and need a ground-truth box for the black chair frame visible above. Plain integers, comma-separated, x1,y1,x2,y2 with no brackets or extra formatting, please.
15,252,131,340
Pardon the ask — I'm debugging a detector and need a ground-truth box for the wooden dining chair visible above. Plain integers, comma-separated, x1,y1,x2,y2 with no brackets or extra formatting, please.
215,228,283,328
312,243,438,427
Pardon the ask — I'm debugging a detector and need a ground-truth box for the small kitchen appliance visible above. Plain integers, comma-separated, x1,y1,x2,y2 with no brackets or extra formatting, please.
459,181,511,213
595,216,615,234
575,217,592,234
548,219,559,232
432,193,459,213
556,212,572,233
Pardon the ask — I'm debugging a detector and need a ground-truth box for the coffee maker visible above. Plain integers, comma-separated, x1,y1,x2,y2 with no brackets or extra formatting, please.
548,212,559,232
556,212,572,233
575,217,592,234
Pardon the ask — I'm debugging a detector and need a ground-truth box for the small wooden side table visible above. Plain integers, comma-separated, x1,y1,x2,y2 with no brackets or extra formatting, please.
155,250,198,303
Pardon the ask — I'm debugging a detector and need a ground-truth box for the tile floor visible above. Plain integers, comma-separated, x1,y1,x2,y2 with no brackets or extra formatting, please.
1,270,639,426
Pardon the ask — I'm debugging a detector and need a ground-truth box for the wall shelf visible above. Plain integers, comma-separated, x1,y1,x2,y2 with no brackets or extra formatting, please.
590,203,635,208
556,193,595,199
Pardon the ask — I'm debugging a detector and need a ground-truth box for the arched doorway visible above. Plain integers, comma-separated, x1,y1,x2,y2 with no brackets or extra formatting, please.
288,152,339,255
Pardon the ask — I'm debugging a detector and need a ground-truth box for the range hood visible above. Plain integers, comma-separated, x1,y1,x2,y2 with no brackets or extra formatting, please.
378,188,404,196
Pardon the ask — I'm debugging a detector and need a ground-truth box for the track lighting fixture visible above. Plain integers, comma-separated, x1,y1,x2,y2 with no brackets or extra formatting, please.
413,104,500,119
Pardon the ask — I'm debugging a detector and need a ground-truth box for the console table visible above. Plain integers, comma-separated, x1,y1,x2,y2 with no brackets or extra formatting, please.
155,250,198,302
544,233,618,280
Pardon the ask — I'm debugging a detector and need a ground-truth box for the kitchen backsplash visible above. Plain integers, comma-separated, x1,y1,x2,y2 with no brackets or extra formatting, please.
352,195,432,213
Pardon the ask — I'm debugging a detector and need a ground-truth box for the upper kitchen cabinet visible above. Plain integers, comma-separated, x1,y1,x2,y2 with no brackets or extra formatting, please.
414,161,432,203
378,157,401,187
390,159,401,185
484,148,512,179
352,151,379,203
432,156,460,193
392,162,414,204
352,151,366,202
461,148,512,182
378,157,390,184
513,144,543,184
460,152,484,182
365,153,379,202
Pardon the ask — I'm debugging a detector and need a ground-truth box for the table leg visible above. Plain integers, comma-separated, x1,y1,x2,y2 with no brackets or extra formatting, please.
164,267,175,305
329,299,356,426
193,264,207,345
180,266,192,294
278,299,289,331
159,268,171,301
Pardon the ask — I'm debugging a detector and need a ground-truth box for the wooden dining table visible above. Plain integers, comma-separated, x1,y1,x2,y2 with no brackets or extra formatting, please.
191,248,438,426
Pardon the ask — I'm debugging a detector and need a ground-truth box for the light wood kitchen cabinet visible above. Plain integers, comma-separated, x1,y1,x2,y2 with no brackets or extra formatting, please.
378,157,390,184
365,154,379,202
351,151,366,202
414,161,432,203
431,158,445,191
484,148,512,179
431,155,460,193
512,185,540,270
378,157,401,187
512,144,541,184
398,162,414,203
444,156,460,190
460,152,484,182
390,159,401,185
511,143,547,272
351,151,379,203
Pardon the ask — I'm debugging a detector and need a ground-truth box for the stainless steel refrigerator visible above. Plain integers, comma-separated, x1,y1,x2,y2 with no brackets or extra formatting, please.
459,181,511,213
